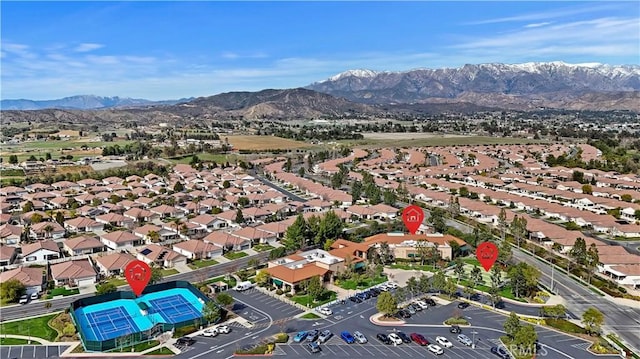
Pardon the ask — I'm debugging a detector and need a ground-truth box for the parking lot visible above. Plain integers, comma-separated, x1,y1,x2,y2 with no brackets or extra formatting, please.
0,345,68,359
231,288,304,322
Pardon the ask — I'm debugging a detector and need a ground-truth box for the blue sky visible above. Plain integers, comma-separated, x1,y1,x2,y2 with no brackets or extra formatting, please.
2,1,639,100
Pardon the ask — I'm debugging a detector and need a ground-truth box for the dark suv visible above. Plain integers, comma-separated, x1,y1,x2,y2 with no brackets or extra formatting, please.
457,302,470,309
177,337,196,346
397,331,412,343
449,325,462,334
491,346,510,359
377,333,392,345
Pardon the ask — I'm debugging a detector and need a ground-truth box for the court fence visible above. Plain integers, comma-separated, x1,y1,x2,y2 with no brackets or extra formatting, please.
70,280,227,352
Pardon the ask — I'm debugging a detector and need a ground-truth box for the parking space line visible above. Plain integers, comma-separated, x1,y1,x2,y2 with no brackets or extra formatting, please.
359,344,376,356
288,345,300,355
447,349,466,358
324,345,337,355
370,344,389,356
405,345,425,356
395,345,413,357
21,346,24,357
8,346,12,358
334,344,350,355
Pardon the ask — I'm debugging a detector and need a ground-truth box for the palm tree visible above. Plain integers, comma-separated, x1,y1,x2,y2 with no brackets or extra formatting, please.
43,224,54,239
148,230,160,243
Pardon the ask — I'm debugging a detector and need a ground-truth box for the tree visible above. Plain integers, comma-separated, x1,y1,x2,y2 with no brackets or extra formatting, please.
541,304,566,319
428,207,447,233
498,239,512,265
63,323,76,336
284,158,292,172
498,208,508,240
315,211,344,245
489,285,501,309
203,301,221,323
248,258,260,270
513,324,537,352
569,237,588,268
581,184,593,195
585,244,600,283
382,189,397,206
504,312,521,339
307,275,324,303
490,266,502,288
96,282,117,295
470,266,483,287
458,187,469,198
235,209,244,224
453,258,465,284
30,213,43,224
297,167,305,177
431,271,446,293
22,201,34,213
150,266,163,285
406,276,419,298
55,211,65,225
237,197,250,207
148,230,160,243
255,270,270,287
572,170,585,184
448,240,461,259
376,291,398,317
416,239,432,265
444,277,458,298
510,215,528,248
582,307,604,335
463,285,475,300
222,180,231,189
43,224,54,239
173,181,184,192
418,274,431,294
351,181,362,202
447,195,460,218
215,292,234,309
283,214,307,251
507,262,541,298
0,279,26,303
8,154,18,164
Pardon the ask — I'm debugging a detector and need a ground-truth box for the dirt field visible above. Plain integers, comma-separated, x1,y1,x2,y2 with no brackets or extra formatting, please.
362,132,470,140
345,133,546,147
225,135,310,150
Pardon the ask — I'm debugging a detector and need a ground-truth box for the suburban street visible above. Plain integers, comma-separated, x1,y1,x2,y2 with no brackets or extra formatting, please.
0,252,270,322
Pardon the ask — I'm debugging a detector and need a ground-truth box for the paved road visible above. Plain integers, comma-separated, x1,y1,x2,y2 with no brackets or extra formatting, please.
513,250,640,354
252,172,308,203
0,252,270,322
0,345,69,359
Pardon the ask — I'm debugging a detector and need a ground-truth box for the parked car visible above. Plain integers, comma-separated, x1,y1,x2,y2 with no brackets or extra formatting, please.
177,337,196,346
457,334,473,347
397,309,411,318
307,342,321,353
349,296,363,303
406,305,416,314
353,331,367,344
293,331,308,343
449,325,461,334
202,328,218,337
30,292,39,301
318,307,332,316
386,282,399,289
318,330,333,343
457,302,470,309
491,346,510,359
216,325,230,334
470,293,481,301
307,329,320,342
388,333,403,345
377,333,392,345
415,300,429,309
427,344,444,355
397,331,412,343
425,298,437,306
495,301,506,309
410,303,422,311
435,336,452,348
19,295,28,305
340,331,355,344
410,333,429,346
377,284,389,291
369,288,381,296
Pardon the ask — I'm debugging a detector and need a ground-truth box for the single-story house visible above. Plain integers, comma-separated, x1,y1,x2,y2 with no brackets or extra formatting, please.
173,240,222,260
50,259,97,287
94,252,136,276
21,239,61,264
0,266,46,295
63,236,105,256
137,244,187,268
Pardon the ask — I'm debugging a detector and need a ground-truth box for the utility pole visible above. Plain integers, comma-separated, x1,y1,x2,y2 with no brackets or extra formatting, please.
550,262,555,293
471,331,478,349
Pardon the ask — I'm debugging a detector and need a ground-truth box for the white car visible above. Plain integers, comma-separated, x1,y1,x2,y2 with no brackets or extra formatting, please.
435,336,452,348
388,333,403,345
216,325,231,334
386,282,399,289
377,284,389,291
428,344,444,355
457,334,473,346
318,307,332,316
202,328,218,337
415,300,429,309
19,295,28,304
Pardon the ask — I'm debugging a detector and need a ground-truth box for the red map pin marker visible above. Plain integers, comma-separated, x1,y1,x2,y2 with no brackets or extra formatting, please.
477,242,499,272
402,205,424,234
125,260,152,296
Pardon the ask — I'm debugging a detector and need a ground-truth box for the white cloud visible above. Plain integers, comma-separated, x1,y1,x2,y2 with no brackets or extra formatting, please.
524,22,552,28
220,51,268,60
74,43,105,52
466,4,621,25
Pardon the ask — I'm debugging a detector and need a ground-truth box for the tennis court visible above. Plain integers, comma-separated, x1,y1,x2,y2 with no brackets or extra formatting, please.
85,306,140,341
149,294,202,324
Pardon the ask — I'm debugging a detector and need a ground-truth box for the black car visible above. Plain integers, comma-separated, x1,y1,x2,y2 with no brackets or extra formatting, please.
457,302,470,309
396,331,412,343
409,303,422,312
377,333,392,345
490,346,510,359
495,301,506,309
397,309,411,318
307,329,320,342
369,288,380,297
425,298,437,306
349,296,363,303
177,337,196,346
449,325,462,334
470,293,481,301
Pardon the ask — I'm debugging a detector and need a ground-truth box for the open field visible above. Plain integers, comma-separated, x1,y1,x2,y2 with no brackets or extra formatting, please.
224,135,311,150
341,133,547,147
0,140,133,163
167,153,238,164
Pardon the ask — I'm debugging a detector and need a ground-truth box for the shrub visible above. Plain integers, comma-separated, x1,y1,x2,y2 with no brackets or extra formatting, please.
173,325,197,338
274,333,289,343
545,318,587,334
275,289,283,295
285,293,293,298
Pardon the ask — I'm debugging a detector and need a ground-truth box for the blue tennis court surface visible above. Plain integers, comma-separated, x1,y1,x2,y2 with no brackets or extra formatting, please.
149,294,201,324
85,307,140,341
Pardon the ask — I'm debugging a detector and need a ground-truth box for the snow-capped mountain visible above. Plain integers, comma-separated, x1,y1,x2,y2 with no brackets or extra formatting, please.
308,62,640,110
0,95,191,110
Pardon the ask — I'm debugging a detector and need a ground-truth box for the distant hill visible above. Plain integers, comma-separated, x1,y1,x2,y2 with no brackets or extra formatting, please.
0,95,193,110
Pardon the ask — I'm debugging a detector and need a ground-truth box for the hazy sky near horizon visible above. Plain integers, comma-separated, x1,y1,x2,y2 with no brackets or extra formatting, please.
2,1,639,100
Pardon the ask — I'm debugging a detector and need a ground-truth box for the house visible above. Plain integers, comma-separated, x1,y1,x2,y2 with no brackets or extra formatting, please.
63,236,105,256
363,233,468,261
64,217,105,233
603,264,640,289
173,240,222,260
369,204,399,220
29,221,65,240
0,266,45,295
229,227,277,245
100,230,143,250
50,259,97,287
95,252,136,276
203,231,251,252
190,214,228,231
150,204,183,219
123,208,154,223
96,213,134,229
0,224,22,245
265,249,345,293
21,240,61,264
137,244,187,268
0,245,18,266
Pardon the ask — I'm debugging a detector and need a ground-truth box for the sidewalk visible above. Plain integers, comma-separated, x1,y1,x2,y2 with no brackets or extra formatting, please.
0,334,51,345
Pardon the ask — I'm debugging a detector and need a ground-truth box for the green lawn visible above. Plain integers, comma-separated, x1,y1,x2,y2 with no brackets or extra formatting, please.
461,257,481,266
252,244,275,252
389,263,439,272
160,268,179,276
300,313,321,319
204,276,237,288
0,314,59,341
337,275,387,290
106,277,128,287
291,291,337,308
457,278,526,302
224,251,248,260
167,153,236,164
146,347,175,355
46,287,79,299
114,340,160,352
0,337,42,345
188,258,219,269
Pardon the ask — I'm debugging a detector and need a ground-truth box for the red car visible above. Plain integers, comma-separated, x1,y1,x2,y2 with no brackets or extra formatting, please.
410,333,429,346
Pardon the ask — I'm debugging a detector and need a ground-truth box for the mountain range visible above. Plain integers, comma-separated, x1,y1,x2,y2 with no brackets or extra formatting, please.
2,62,639,115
